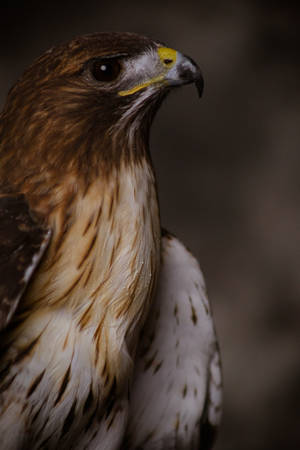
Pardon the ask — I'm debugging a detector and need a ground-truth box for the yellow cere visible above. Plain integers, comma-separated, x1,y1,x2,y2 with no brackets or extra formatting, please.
118,47,178,97
157,47,177,68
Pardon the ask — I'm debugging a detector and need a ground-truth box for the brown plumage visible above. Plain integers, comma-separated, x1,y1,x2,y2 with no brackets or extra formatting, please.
0,32,216,450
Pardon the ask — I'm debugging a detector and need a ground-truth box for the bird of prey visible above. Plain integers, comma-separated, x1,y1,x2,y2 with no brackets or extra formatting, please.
0,32,222,449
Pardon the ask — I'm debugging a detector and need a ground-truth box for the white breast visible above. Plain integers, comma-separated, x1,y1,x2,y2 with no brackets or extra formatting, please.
125,233,222,449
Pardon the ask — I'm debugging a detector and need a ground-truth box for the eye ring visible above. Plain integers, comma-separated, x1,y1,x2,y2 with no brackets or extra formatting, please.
90,58,122,82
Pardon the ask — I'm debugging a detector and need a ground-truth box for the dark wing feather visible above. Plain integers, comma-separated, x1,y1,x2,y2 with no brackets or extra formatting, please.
0,194,51,330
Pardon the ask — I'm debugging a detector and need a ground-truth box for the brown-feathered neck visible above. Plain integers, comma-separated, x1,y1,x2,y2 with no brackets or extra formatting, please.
0,75,165,217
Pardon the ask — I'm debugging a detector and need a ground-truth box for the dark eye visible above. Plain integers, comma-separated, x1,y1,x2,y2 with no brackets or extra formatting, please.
91,59,121,82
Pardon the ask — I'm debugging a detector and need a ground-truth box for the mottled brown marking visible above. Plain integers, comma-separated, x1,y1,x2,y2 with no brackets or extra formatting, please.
174,303,179,325
82,213,95,236
55,364,71,405
77,234,97,269
53,219,69,253
84,402,98,432
62,332,69,350
142,205,146,224
38,434,52,449
104,376,117,419
175,412,180,432
83,259,95,288
144,350,158,371
115,233,122,251
44,251,63,272
189,296,198,325
27,369,45,397
61,398,77,435
53,271,84,304
103,372,110,388
0,372,17,394
174,304,178,317
108,243,116,269
115,293,132,320
129,250,138,273
194,387,198,397
106,414,115,430
153,361,162,374
90,274,109,299
81,179,92,199
115,269,141,319
204,302,209,315
93,314,106,358
15,335,41,364
101,359,107,377
83,384,94,413
91,429,98,441
94,205,102,228
108,195,114,219
148,331,155,346
115,179,120,203
138,331,154,358
79,301,94,330
142,430,155,445
191,305,198,325
32,403,44,424
21,401,28,414
131,230,139,251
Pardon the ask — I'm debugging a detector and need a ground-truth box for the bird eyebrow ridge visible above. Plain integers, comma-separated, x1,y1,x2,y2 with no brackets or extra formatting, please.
88,53,129,62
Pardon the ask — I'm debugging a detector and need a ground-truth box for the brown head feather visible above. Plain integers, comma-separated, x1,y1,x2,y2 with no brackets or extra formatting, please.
0,32,164,216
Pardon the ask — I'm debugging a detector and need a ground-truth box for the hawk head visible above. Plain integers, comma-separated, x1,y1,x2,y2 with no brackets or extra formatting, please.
0,32,202,194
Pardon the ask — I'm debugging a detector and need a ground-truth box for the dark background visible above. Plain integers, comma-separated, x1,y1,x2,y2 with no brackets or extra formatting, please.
1,1,300,449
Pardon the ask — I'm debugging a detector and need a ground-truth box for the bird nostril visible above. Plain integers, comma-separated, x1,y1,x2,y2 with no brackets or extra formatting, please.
163,59,173,65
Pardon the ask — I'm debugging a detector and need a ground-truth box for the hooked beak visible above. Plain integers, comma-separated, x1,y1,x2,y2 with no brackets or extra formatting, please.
159,48,204,98
118,46,204,98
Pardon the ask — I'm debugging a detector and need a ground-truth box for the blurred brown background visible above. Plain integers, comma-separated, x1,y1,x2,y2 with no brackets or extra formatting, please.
1,1,300,449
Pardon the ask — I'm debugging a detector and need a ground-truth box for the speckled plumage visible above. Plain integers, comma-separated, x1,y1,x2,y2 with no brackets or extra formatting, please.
0,32,221,449
126,232,222,450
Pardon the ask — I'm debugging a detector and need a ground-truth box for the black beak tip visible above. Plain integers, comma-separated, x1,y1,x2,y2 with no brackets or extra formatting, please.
195,74,204,98
183,55,204,98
